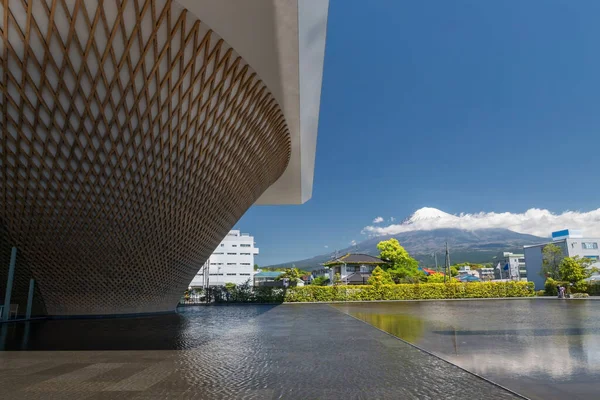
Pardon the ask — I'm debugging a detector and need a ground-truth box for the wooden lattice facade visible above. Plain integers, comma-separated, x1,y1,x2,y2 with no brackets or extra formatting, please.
0,0,290,315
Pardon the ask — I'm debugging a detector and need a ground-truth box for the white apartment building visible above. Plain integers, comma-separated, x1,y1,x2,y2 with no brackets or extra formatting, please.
190,230,259,288
498,252,527,281
524,229,600,290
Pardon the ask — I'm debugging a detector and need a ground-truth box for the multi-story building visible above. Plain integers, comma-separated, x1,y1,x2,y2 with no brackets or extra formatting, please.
497,252,527,281
478,268,495,281
190,230,258,288
524,230,600,289
0,1,328,316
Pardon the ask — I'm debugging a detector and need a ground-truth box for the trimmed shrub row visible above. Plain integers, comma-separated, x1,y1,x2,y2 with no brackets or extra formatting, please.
284,281,535,302
588,283,600,296
544,278,592,296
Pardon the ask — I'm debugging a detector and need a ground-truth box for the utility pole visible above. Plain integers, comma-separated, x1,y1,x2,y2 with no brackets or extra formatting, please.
444,242,450,283
446,242,451,278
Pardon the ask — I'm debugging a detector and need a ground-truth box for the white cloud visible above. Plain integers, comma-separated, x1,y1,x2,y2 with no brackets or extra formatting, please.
362,208,600,238
373,216,384,224
324,245,329,249
350,240,357,246
390,217,396,222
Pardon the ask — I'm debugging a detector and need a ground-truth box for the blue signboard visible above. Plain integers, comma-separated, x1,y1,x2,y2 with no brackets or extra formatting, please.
552,229,570,239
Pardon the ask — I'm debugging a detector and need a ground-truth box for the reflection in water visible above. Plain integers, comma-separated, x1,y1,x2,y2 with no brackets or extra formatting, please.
440,334,600,379
349,312,425,343
0,305,277,351
334,300,600,400
0,304,523,399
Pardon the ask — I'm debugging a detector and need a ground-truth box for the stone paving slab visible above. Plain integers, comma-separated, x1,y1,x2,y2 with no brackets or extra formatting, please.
0,304,521,399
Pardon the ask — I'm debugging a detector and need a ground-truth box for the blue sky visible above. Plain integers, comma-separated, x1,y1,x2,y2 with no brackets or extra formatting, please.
239,0,600,266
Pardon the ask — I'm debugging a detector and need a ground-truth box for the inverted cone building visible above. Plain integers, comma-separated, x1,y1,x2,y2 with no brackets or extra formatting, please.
0,0,328,316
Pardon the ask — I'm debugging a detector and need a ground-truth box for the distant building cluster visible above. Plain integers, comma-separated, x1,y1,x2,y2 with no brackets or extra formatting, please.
188,228,600,292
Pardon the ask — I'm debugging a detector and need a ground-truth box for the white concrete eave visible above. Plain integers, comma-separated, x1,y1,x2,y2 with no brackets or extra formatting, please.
176,0,329,205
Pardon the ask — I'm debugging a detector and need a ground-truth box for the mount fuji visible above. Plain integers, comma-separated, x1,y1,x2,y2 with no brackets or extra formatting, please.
403,207,455,223
265,208,546,270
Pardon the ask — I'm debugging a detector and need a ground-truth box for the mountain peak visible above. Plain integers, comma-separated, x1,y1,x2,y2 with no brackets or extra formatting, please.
406,207,454,224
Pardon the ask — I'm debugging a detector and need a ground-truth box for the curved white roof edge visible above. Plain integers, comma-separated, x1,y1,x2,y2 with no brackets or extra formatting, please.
176,0,329,205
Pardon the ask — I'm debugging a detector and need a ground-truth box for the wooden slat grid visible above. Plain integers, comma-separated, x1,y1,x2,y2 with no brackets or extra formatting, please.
0,0,290,315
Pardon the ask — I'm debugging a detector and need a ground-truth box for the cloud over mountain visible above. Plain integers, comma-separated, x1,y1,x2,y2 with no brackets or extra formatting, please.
362,207,600,238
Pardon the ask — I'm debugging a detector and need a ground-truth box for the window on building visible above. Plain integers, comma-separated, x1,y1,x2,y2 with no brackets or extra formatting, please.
227,263,236,265
217,263,223,265
240,263,251,266
584,255,599,261
227,253,236,255
227,273,237,276
518,258,525,263
582,242,599,250
239,273,251,276
220,244,224,247
232,245,237,247
213,252,224,255
240,253,251,255
210,263,217,265
240,244,251,247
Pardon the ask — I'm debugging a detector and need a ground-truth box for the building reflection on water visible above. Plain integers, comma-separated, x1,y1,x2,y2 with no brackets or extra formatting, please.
335,299,600,398
0,305,276,351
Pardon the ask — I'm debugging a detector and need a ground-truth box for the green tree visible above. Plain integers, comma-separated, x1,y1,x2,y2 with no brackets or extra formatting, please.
377,239,419,269
541,244,564,279
311,276,329,286
426,272,456,283
377,239,420,282
333,273,342,286
450,266,458,277
453,263,484,270
276,268,303,286
254,264,259,270
367,266,394,286
559,256,596,285
389,269,426,284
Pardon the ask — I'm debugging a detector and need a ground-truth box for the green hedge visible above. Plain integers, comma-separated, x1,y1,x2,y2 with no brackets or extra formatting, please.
284,281,535,302
544,279,562,296
544,278,590,296
588,283,600,296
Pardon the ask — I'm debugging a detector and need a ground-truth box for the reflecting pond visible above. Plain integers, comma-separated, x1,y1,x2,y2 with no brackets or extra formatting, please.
334,299,600,400
0,304,520,399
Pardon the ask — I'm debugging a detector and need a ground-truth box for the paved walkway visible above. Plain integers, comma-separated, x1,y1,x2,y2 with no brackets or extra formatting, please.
0,304,520,399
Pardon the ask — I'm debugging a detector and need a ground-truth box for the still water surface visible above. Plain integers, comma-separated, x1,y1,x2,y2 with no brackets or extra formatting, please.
334,299,600,400
0,304,520,399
